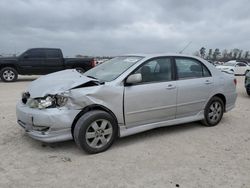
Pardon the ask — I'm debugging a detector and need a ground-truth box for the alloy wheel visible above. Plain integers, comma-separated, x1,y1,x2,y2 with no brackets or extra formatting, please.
85,119,113,149
208,101,222,124
3,70,15,81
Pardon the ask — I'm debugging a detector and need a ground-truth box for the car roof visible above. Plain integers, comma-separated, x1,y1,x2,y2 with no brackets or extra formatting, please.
123,53,200,59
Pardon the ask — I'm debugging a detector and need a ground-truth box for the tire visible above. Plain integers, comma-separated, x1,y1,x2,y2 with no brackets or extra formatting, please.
75,67,85,74
202,96,224,127
0,67,18,82
247,90,250,96
74,110,118,154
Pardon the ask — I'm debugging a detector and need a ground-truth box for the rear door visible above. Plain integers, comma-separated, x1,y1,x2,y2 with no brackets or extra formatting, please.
124,57,177,127
174,57,213,119
43,49,64,73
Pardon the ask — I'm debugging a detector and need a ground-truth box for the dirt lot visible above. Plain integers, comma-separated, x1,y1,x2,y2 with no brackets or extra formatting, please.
0,76,249,188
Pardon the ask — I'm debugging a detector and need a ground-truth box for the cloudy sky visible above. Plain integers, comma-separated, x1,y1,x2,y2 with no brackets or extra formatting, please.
0,0,249,56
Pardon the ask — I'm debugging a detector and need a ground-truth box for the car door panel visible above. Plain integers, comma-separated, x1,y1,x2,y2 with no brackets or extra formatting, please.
124,81,177,127
175,57,214,119
19,49,46,74
124,57,177,128
43,49,64,73
176,77,213,118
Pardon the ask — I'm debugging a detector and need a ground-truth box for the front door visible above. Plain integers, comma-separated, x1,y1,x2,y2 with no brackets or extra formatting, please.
19,49,46,74
124,57,177,127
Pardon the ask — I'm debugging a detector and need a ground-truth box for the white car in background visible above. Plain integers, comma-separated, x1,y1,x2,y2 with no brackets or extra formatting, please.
216,61,250,75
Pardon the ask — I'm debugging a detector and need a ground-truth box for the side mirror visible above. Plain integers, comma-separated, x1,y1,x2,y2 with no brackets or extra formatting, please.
126,73,142,85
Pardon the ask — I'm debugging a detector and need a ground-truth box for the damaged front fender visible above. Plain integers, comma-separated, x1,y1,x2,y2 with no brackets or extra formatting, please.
68,84,124,124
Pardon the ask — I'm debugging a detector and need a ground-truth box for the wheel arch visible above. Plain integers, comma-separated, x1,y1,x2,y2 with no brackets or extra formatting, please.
210,93,226,111
0,64,18,71
71,104,119,137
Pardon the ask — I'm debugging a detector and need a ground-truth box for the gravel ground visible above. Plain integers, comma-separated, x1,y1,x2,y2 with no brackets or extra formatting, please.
0,76,249,188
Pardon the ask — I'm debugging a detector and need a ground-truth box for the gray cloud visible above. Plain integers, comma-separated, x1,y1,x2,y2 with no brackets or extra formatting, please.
0,0,250,56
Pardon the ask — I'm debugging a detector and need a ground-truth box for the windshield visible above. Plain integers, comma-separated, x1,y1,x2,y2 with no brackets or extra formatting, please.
224,62,237,66
84,56,143,82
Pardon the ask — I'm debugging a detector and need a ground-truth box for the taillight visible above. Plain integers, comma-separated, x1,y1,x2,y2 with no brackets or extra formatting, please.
91,59,96,67
234,78,237,86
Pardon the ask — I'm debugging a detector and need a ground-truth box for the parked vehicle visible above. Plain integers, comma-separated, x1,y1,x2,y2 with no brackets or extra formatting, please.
216,60,250,75
0,48,96,82
16,54,237,154
245,71,250,96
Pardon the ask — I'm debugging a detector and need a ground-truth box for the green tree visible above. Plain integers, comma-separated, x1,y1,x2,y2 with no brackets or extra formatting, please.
237,50,243,59
199,47,206,58
222,49,228,58
213,48,220,60
208,49,213,59
232,48,240,59
244,51,249,59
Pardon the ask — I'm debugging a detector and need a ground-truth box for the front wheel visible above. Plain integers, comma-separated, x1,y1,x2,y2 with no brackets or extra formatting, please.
74,110,118,154
0,67,18,82
202,96,224,127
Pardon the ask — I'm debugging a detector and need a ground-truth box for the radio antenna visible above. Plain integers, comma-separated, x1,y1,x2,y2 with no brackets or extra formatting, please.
179,41,192,54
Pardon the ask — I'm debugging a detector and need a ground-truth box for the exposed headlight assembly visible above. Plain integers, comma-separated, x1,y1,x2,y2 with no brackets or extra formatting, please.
26,95,68,109
38,96,55,109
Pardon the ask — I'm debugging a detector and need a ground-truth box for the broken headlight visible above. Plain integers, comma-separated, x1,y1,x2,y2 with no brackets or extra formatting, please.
38,96,54,109
27,95,68,109
55,95,68,107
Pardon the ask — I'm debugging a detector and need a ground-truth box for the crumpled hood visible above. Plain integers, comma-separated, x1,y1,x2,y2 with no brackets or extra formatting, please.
27,69,96,98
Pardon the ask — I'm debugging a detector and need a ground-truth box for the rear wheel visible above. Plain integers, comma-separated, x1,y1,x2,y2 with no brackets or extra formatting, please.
0,67,18,82
247,89,250,96
74,110,118,154
202,96,224,126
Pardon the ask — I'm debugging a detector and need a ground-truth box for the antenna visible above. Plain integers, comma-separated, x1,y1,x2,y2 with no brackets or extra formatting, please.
179,41,192,54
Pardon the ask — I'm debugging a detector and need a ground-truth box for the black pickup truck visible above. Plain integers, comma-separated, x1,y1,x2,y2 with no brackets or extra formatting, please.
0,48,96,82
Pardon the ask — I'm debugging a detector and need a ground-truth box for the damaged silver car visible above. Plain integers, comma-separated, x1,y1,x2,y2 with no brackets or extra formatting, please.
16,54,237,154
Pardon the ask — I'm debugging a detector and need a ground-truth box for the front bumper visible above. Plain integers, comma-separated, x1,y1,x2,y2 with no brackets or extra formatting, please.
16,101,81,143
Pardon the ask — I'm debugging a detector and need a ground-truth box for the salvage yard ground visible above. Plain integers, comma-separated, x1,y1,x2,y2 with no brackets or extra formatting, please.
0,76,249,188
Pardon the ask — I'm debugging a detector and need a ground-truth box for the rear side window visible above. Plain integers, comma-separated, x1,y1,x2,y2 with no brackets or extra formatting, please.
175,58,211,79
46,49,61,58
236,63,247,67
27,49,46,58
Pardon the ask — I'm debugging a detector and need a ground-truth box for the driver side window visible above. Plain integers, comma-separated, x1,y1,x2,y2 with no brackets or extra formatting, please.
26,49,46,58
135,58,172,83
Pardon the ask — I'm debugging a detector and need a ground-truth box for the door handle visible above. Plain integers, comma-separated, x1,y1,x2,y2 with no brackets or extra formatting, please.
205,80,213,84
166,84,176,89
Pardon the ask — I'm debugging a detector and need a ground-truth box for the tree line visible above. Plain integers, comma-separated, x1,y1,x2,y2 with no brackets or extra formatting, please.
194,47,250,62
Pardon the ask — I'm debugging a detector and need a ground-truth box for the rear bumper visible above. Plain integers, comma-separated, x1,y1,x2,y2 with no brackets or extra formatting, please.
16,101,80,143
225,92,237,112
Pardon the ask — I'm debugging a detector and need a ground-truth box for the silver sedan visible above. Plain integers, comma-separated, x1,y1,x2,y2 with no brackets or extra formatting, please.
16,54,237,153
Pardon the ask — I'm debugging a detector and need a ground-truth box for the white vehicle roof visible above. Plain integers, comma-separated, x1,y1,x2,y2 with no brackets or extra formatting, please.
125,53,199,59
